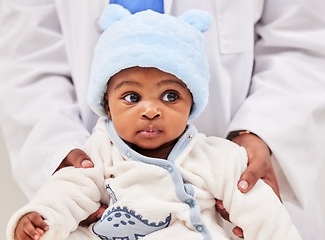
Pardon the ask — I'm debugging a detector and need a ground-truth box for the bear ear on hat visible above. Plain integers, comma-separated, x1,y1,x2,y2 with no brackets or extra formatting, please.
179,9,213,33
99,4,131,30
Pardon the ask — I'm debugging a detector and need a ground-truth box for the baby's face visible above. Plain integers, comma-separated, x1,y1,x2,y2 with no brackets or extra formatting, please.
105,67,192,152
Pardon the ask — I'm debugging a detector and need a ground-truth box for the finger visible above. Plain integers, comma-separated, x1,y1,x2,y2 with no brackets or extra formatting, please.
15,230,34,240
32,232,41,240
216,200,244,238
28,212,49,232
71,149,93,168
56,149,94,171
81,159,94,168
16,220,40,240
238,160,265,193
79,211,101,227
35,228,44,236
68,149,93,168
233,226,244,238
80,204,108,227
215,200,230,222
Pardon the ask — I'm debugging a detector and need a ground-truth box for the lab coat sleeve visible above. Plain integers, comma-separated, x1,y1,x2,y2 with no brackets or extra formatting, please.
208,144,302,240
226,0,325,207
0,0,91,199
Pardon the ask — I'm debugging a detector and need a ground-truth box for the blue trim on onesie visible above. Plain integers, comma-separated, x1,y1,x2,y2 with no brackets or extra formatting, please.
105,119,212,240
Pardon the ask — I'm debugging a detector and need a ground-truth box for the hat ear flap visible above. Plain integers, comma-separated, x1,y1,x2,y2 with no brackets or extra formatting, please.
99,4,132,30
178,10,213,33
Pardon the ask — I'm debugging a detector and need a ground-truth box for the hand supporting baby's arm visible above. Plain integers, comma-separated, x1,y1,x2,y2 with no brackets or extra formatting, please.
14,212,48,240
55,148,107,227
216,132,280,238
212,144,301,239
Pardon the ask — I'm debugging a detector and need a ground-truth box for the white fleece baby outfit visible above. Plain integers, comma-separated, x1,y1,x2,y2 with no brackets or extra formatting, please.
7,118,301,240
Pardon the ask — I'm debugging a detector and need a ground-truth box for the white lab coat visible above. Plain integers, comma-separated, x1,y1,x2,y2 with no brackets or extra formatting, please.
0,0,324,239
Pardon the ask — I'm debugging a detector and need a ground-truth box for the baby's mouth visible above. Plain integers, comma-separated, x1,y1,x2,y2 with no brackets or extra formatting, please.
137,128,162,138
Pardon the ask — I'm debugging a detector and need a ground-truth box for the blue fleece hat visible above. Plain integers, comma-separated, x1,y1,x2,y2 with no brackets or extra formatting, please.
88,4,212,119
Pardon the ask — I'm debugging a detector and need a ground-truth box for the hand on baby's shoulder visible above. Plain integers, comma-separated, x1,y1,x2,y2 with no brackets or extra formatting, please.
15,212,48,240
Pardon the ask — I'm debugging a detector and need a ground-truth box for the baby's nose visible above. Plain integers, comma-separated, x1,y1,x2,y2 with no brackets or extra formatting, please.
141,104,161,119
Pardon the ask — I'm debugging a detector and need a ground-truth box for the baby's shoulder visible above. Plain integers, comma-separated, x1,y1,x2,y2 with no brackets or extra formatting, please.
196,132,244,152
193,133,247,164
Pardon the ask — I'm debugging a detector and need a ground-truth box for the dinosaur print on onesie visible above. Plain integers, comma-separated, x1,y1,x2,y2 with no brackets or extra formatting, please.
92,185,171,240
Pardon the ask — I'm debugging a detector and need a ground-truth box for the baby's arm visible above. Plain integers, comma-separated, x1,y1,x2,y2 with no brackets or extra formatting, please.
208,142,301,239
14,212,48,240
7,165,104,240
7,120,110,240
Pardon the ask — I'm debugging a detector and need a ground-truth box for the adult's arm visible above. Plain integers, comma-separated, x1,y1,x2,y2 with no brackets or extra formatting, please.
0,0,91,199
227,0,325,207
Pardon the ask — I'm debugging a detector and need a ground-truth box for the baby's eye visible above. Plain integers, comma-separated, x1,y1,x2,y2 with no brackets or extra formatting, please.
162,92,178,102
124,93,140,103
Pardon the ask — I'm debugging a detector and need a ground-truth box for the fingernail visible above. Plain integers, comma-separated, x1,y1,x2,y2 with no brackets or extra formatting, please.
36,228,44,235
238,180,249,191
233,227,244,238
81,160,92,168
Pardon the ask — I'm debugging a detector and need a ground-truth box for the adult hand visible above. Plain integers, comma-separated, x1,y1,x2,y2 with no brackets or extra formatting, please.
55,149,107,227
232,133,280,199
216,200,244,238
215,132,280,238
55,148,94,172
80,204,108,227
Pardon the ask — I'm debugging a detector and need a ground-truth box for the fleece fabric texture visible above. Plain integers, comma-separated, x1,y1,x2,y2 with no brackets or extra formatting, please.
88,4,212,120
7,118,301,240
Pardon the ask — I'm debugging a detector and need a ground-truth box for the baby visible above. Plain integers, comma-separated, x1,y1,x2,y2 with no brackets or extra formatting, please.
7,4,301,240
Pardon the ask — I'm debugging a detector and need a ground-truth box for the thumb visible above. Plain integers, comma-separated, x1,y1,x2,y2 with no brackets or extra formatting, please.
65,149,94,168
238,162,260,193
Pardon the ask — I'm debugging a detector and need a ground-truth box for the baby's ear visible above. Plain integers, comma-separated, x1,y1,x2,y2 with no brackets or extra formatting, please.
178,9,213,33
99,4,131,31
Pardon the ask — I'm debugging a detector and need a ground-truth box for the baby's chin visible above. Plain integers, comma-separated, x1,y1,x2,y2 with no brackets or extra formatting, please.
126,139,178,159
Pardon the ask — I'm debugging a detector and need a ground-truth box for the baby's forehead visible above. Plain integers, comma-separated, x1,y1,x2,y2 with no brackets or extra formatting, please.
108,67,187,86
105,68,190,99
